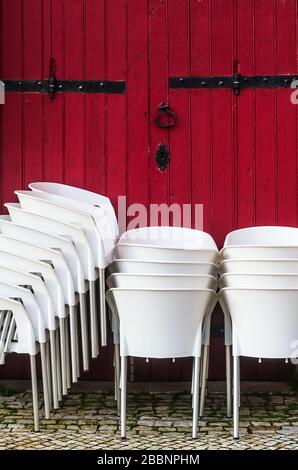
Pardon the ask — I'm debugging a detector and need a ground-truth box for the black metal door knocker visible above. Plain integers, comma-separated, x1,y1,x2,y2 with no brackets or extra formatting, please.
155,143,171,171
154,102,177,128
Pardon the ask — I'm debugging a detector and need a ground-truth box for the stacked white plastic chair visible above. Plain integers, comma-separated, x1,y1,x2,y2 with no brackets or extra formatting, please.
106,226,219,438
219,226,298,438
0,295,49,431
0,182,118,430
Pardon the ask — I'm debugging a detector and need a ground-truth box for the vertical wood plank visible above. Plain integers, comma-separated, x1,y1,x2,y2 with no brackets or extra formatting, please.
42,0,64,183
190,0,212,234
211,0,233,247
276,0,297,226
126,0,150,218
168,0,191,211
254,0,276,225
1,95,23,206
84,0,106,194
149,0,169,210
106,0,127,207
1,0,22,79
1,1,23,207
64,0,85,187
22,0,43,187
236,0,255,228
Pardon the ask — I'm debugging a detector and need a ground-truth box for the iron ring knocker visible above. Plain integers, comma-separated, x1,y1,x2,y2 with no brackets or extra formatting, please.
154,102,177,128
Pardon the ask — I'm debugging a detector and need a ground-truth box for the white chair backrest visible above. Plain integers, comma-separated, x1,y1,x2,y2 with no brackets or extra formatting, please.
0,265,54,330
0,297,37,355
115,244,218,263
219,259,298,275
16,190,107,267
5,203,96,281
0,234,75,306
221,246,298,261
219,288,298,358
119,226,217,250
220,273,298,289
0,250,64,322
0,281,45,343
224,226,298,247
0,216,85,293
108,259,217,276
106,288,217,358
107,273,217,290
29,181,119,240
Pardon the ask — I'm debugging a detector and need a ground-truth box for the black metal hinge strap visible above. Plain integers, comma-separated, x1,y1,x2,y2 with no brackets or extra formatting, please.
170,74,297,95
4,79,126,95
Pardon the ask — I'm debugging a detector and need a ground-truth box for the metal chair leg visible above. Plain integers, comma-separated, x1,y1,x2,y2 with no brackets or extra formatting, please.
30,354,39,432
89,280,99,358
99,268,107,347
75,305,80,378
59,318,68,395
40,342,50,419
79,293,89,371
45,341,53,410
199,344,208,417
69,306,78,383
114,344,121,414
55,330,62,402
65,319,71,389
226,345,232,417
49,330,59,409
192,356,200,439
233,355,240,439
120,356,127,439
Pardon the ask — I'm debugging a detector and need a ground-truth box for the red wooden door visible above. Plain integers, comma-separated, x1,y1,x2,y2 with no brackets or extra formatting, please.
0,0,297,382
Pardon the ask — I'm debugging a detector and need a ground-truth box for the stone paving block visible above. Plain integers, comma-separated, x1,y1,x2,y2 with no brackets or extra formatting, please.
1,387,298,449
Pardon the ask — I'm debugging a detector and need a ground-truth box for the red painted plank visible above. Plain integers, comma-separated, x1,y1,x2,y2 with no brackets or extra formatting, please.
42,0,64,182
168,0,191,219
22,2,43,187
106,0,127,208
211,0,233,247
23,0,42,79
126,0,150,223
1,95,23,206
23,95,43,186
149,0,169,210
1,1,23,208
190,0,212,234
63,0,85,187
51,0,65,79
1,0,22,79
84,0,106,194
254,0,276,225
236,0,255,228
276,0,297,226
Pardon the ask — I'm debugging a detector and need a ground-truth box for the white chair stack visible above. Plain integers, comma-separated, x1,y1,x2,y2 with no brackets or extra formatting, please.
218,226,298,438
106,226,219,438
0,182,118,431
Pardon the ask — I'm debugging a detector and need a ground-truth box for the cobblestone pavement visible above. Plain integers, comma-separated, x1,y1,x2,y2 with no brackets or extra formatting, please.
1,382,298,449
